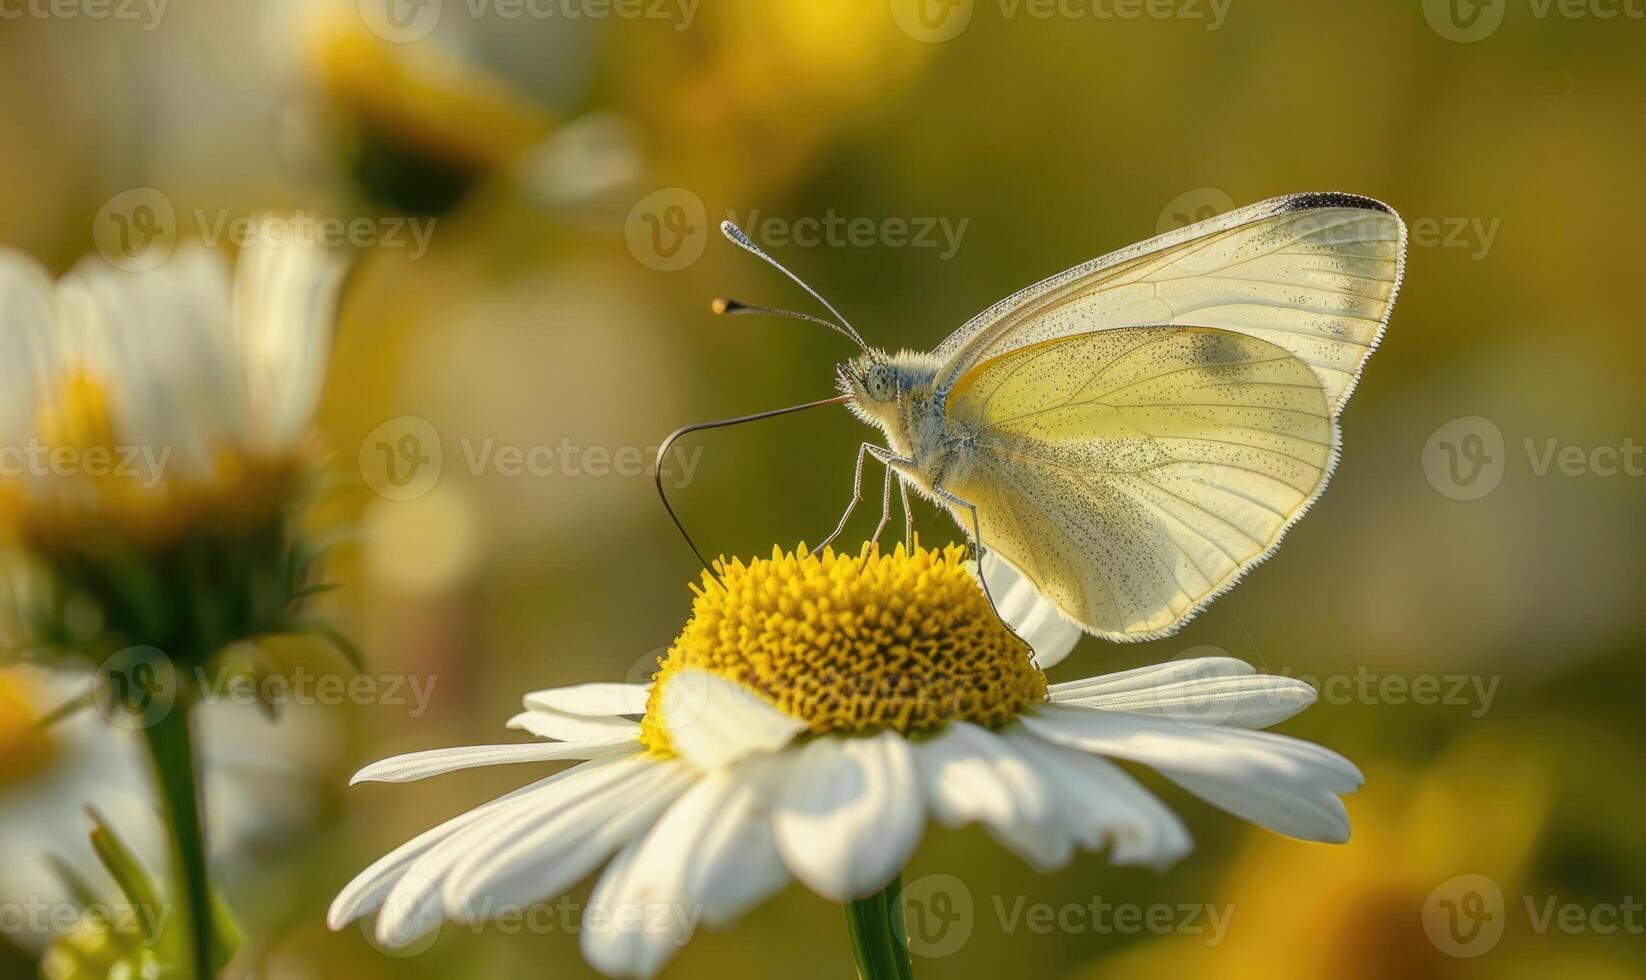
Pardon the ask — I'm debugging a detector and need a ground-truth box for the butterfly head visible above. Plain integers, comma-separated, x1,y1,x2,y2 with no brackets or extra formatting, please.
839,351,898,405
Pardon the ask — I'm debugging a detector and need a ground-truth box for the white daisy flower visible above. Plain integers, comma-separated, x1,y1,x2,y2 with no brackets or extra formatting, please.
330,544,1360,978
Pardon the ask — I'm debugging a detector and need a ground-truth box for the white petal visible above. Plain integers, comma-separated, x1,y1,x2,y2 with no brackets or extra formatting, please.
524,682,649,717
916,722,1070,871
1022,705,1361,843
982,552,1081,668
350,739,636,785
1051,674,1318,729
1004,728,1192,868
580,761,790,978
0,249,55,443
1047,657,1254,700
328,758,621,930
507,709,642,742
233,219,346,452
439,756,694,916
371,760,632,949
1168,770,1352,844
52,248,243,475
660,670,807,771
773,732,924,903
687,757,792,928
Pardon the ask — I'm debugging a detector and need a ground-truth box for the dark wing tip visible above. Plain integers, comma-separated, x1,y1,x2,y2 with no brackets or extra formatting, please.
1275,191,1399,218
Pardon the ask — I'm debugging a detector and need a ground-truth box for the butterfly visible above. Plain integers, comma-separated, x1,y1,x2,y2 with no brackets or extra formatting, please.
662,193,1406,651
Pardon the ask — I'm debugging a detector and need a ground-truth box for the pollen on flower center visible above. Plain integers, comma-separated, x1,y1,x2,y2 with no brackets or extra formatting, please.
639,543,1046,755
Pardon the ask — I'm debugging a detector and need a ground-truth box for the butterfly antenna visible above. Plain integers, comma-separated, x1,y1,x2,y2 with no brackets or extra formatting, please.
656,394,851,575
711,297,854,336
718,221,869,352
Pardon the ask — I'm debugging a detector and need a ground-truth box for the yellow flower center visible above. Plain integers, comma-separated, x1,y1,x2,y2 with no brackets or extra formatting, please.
35,370,117,452
0,672,55,790
640,544,1045,755
2,367,307,547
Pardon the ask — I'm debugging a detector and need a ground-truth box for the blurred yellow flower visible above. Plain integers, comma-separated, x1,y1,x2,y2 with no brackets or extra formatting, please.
301,8,558,215
618,0,938,198
1082,734,1557,980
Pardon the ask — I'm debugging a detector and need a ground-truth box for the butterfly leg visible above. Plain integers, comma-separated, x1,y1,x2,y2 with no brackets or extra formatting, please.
928,483,1034,659
814,442,885,555
868,463,896,546
899,477,914,547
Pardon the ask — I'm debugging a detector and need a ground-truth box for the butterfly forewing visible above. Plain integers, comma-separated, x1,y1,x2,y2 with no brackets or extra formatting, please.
944,325,1334,641
932,193,1405,414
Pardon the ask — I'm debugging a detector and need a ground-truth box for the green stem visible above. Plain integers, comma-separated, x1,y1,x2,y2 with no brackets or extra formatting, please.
844,875,915,980
139,697,215,979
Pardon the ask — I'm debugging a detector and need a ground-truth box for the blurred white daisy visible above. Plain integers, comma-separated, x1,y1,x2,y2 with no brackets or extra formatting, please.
0,218,345,658
0,219,341,536
0,663,331,952
331,545,1359,978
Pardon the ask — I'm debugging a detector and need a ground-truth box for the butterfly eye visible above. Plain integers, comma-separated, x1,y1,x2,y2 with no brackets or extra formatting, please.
864,364,897,402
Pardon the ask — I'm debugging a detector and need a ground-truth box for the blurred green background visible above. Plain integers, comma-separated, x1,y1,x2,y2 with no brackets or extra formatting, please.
2,0,1644,976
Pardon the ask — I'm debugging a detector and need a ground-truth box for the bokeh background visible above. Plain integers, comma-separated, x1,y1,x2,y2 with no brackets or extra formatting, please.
3,0,1644,976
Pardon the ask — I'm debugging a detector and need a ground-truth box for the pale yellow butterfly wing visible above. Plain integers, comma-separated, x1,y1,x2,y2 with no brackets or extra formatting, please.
932,193,1406,415
943,325,1334,641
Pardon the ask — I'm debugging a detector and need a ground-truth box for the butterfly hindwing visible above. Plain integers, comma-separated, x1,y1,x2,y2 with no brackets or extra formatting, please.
943,325,1335,641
